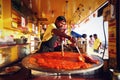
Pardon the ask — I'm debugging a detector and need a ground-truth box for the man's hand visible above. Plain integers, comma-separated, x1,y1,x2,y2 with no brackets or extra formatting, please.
68,36,76,44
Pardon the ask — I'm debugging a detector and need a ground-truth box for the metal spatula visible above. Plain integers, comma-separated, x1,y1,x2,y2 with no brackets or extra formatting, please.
61,40,64,56
75,44,84,62
75,45,81,54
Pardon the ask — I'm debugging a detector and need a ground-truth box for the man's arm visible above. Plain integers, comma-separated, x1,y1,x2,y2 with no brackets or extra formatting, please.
52,29,76,43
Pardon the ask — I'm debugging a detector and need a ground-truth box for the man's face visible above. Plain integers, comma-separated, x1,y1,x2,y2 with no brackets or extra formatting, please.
94,36,97,39
56,20,66,29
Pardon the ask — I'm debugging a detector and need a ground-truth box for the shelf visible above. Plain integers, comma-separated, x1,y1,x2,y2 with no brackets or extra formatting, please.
4,26,30,34
12,18,21,23
4,27,20,32
0,43,30,48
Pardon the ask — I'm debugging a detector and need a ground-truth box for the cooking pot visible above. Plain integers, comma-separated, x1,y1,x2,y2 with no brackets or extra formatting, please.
14,38,27,44
21,36,28,44
14,39,23,44
22,38,27,44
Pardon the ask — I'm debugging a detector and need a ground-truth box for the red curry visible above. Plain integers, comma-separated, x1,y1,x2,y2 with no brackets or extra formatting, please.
29,52,98,70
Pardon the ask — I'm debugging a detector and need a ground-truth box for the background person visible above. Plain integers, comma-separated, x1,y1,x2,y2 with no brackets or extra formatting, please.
88,35,94,47
93,34,101,53
81,34,87,53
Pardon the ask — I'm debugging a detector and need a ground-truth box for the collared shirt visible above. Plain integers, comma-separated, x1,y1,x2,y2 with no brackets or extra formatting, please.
42,23,57,42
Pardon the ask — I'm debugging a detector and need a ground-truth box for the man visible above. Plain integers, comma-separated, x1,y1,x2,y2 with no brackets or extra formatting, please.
93,34,101,53
37,16,76,53
88,35,94,47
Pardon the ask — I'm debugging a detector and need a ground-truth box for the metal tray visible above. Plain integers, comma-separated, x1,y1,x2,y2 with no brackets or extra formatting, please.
0,66,21,76
22,53,104,75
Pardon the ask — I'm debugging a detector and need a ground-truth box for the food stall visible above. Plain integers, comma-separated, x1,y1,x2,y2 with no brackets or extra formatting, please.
0,0,119,80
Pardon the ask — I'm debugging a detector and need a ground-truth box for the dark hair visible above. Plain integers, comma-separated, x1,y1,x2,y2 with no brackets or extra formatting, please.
56,16,66,22
89,35,92,37
82,34,87,38
93,34,97,36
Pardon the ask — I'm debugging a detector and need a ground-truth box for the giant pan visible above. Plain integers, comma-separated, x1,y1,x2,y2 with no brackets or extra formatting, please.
22,52,104,75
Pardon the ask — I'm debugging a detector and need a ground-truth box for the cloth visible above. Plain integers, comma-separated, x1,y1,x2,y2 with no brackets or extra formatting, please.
71,31,82,38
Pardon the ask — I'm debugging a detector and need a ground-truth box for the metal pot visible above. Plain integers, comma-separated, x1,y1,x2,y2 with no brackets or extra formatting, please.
14,38,23,44
22,52,104,75
23,38,27,44
14,38,27,44
21,36,28,44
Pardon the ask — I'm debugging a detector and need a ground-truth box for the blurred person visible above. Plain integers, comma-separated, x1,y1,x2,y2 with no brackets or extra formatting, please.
81,34,87,53
88,35,94,47
93,34,101,53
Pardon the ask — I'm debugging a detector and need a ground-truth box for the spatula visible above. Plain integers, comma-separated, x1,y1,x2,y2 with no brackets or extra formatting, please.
61,40,64,56
75,44,84,62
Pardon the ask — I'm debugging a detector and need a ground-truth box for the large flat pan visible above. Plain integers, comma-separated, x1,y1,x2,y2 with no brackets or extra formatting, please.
22,52,103,74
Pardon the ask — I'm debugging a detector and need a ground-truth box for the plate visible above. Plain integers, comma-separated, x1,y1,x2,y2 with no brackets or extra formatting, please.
0,66,21,76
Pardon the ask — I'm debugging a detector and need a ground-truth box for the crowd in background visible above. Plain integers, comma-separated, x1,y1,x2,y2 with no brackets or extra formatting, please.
76,33,102,54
